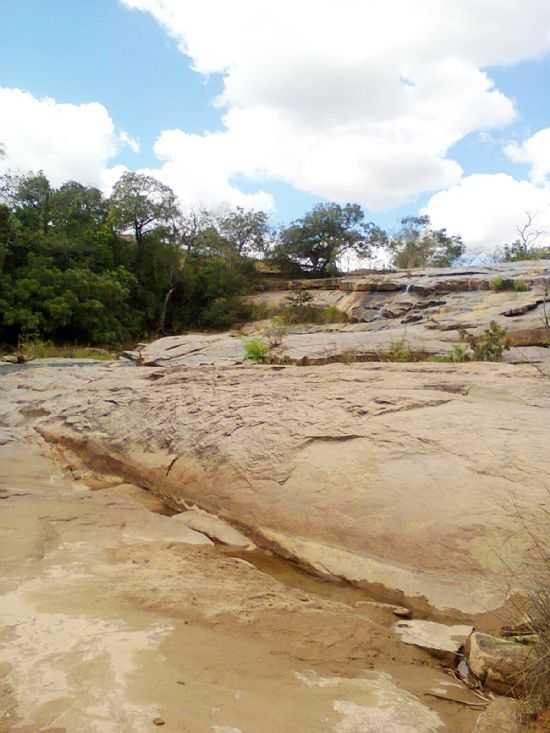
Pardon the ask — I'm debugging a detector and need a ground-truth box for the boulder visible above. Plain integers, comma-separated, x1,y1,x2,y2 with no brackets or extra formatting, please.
466,632,533,695
473,698,522,733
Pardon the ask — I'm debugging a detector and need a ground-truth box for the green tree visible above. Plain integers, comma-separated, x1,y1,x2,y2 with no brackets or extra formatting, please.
273,203,374,274
217,206,270,257
386,216,464,269
109,172,180,266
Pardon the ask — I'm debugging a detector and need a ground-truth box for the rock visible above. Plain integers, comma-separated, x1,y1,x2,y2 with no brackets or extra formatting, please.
171,509,255,549
152,717,165,726
122,512,215,546
502,301,542,317
297,670,444,732
356,601,411,617
10,357,549,619
473,698,522,732
466,632,532,695
394,620,473,663
0,429,16,446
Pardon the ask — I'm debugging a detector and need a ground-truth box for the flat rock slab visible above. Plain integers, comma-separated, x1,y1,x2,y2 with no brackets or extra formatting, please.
296,670,444,732
4,359,550,618
394,620,473,662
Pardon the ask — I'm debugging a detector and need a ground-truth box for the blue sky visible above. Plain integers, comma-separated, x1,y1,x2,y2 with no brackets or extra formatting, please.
1,1,550,249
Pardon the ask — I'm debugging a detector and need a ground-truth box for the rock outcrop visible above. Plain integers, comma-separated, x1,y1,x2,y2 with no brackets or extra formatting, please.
3,356,549,620
121,260,550,370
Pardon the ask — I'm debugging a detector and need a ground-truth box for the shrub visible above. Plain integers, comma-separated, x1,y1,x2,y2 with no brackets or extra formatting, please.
17,338,115,361
429,344,470,363
490,275,506,291
280,292,347,325
513,279,530,292
461,321,511,361
263,316,288,348
243,338,269,363
381,340,418,362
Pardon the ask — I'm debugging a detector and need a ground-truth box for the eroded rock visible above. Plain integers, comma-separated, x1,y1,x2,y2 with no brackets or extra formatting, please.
171,508,255,549
466,632,533,695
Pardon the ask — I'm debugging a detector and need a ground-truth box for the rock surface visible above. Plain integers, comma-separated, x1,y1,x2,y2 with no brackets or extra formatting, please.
171,508,255,549
473,698,522,732
3,357,549,619
0,437,478,733
394,620,473,663
123,261,550,368
466,632,533,694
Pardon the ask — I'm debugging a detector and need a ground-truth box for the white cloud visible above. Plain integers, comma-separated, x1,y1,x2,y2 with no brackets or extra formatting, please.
505,128,550,184
425,173,550,252
120,0,550,210
0,87,136,190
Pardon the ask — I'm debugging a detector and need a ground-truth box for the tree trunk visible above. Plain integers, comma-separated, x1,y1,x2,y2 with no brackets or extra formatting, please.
159,288,175,334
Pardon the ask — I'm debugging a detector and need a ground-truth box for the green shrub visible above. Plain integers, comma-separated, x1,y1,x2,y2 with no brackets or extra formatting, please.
283,304,346,325
381,340,418,362
461,321,511,361
513,279,530,292
429,344,470,363
490,275,506,291
16,338,115,361
243,338,269,363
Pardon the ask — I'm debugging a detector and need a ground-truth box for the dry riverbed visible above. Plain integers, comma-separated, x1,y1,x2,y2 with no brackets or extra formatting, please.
0,436,486,733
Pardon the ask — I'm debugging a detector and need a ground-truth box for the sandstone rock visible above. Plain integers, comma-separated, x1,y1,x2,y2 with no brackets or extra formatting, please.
466,632,533,694
5,358,548,619
297,670,444,732
473,698,522,733
171,508,255,549
394,620,473,663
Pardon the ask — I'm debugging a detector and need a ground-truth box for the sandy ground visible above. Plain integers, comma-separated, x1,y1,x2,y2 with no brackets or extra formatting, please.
0,438,489,732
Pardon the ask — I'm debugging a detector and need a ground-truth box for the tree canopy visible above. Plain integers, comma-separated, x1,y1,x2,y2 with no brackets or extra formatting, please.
272,203,377,274
384,215,465,269
0,169,470,349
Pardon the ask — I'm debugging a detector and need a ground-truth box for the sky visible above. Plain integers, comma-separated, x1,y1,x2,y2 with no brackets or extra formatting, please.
1,1,550,253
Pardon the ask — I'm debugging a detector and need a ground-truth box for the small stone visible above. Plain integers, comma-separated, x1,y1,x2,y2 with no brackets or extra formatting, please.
153,718,165,726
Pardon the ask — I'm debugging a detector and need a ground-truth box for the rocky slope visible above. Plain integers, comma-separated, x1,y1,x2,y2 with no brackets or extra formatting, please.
125,260,550,368
2,261,549,731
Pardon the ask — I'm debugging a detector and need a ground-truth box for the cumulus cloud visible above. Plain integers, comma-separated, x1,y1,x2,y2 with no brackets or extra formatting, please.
0,87,136,189
505,128,550,184
120,0,550,210
425,174,550,252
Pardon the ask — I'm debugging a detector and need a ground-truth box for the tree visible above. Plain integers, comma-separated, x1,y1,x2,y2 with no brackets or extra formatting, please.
175,208,214,257
217,207,270,257
386,215,464,269
0,172,52,235
273,203,374,275
109,172,180,263
504,211,550,261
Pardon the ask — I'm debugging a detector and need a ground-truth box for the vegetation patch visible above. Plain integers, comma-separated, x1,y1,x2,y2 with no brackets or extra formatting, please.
280,291,347,325
243,338,270,363
380,340,420,362
2,339,116,361
513,279,530,292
